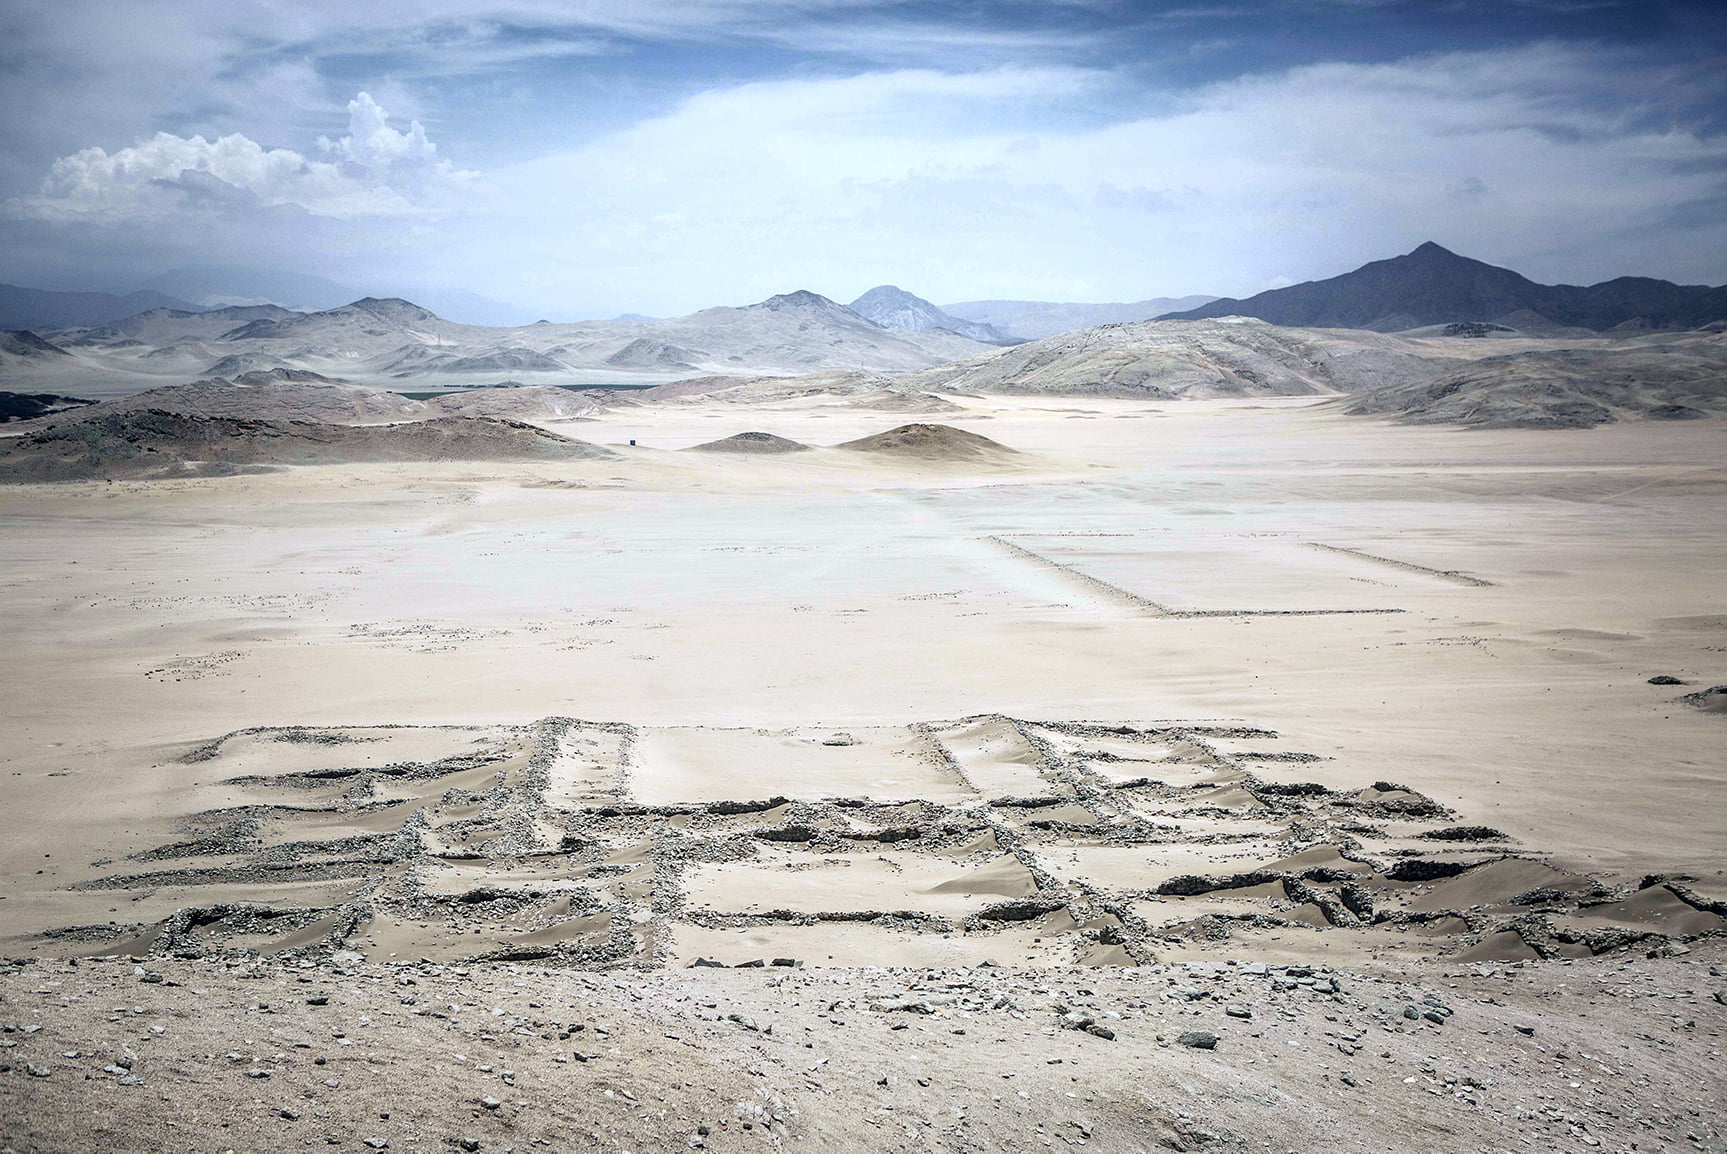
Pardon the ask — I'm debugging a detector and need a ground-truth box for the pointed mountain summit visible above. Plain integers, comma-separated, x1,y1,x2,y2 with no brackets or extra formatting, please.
751,289,851,313
849,286,1011,344
1159,244,1727,333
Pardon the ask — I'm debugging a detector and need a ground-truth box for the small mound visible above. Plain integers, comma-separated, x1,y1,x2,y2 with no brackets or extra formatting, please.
1682,684,1727,713
835,422,1016,460
685,431,812,454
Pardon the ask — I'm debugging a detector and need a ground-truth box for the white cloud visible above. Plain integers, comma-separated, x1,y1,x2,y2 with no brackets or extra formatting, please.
440,45,1727,313
9,92,477,222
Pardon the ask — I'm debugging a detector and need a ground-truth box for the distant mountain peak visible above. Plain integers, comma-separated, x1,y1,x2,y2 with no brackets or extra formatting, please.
346,297,439,322
754,290,842,311
1160,244,1727,333
848,285,1010,344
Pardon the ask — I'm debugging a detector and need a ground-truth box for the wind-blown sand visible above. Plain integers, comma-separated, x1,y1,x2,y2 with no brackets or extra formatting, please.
1,395,1723,1150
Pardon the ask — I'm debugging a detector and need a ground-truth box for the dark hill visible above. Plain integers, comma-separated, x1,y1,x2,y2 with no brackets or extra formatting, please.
0,392,95,423
1161,243,1727,333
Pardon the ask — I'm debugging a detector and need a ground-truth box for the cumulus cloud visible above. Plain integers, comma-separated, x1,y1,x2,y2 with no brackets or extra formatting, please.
9,92,476,222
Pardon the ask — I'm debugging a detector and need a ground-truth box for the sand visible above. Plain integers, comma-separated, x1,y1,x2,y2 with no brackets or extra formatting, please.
1,393,1724,1149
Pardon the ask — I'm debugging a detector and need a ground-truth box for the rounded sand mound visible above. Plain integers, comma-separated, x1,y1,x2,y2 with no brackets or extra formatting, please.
836,422,1016,459
685,430,813,454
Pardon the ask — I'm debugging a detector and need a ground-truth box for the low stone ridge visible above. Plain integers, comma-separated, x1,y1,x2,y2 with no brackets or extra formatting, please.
36,713,1719,971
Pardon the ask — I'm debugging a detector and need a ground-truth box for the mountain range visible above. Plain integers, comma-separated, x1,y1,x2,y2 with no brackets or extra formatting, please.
0,290,997,397
0,283,203,331
1160,243,1727,333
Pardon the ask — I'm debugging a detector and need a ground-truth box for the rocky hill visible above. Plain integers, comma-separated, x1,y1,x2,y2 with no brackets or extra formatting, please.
0,330,73,360
0,410,611,481
1343,336,1727,428
1161,243,1727,333
896,317,1449,399
7,369,431,428
80,304,298,345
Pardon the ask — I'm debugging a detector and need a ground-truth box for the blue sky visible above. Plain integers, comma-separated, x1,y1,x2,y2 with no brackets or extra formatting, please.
1,1,1723,319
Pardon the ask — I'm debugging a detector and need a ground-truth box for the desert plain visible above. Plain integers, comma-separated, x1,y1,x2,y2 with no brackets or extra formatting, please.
1,391,1724,1152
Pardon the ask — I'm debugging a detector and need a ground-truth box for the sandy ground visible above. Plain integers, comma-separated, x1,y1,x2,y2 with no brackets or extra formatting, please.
2,943,1723,1153
1,395,1724,1149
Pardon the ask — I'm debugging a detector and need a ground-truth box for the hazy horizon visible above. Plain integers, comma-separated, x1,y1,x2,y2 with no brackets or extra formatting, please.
2,1,1725,320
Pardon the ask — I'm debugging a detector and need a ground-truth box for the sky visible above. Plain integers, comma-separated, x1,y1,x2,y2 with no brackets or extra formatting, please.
1,0,1724,321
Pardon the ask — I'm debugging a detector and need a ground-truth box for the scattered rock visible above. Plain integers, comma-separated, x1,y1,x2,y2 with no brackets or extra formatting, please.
1177,1030,1218,1050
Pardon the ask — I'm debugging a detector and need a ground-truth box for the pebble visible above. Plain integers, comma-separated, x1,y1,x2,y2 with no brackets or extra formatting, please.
482,1096,502,1110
